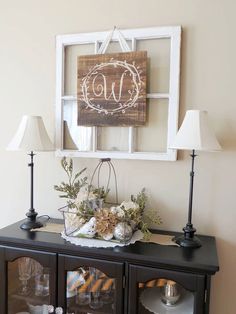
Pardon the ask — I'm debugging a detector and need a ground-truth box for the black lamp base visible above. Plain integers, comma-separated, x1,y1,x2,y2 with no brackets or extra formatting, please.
173,150,202,249
174,234,201,248
20,152,44,231
20,219,43,231
174,223,202,248
20,208,43,230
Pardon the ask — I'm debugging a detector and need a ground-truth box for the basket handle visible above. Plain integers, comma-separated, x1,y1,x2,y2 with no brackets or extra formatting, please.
89,158,118,204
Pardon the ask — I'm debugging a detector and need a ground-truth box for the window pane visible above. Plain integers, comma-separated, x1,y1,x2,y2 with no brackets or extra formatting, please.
97,127,129,152
65,44,95,95
136,38,170,93
63,99,93,151
135,98,168,153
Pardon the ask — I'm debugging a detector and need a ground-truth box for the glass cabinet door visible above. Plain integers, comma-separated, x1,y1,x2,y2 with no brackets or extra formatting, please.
128,265,205,314
58,255,124,314
1,247,56,314
8,258,51,313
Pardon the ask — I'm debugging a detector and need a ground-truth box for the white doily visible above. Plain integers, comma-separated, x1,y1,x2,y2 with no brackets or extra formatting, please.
61,230,143,248
140,287,194,314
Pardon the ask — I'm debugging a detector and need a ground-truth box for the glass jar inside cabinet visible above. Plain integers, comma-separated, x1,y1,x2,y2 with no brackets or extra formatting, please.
8,257,52,314
66,267,116,313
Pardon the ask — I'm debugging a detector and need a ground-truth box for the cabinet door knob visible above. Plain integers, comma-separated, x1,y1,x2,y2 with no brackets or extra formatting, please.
48,305,54,313
47,305,64,313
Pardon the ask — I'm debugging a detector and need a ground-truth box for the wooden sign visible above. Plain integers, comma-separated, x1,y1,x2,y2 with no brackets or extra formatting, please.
77,51,147,126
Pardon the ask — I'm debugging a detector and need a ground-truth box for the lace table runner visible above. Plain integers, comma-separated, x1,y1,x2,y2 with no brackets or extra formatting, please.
33,223,178,247
61,229,143,248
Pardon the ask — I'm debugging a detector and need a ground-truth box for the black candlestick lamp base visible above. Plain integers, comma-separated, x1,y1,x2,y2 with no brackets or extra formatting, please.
20,219,43,230
174,223,201,248
20,209,43,230
173,150,202,249
20,151,44,231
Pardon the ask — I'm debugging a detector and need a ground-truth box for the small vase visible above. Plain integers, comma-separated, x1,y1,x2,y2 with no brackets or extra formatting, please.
160,280,181,306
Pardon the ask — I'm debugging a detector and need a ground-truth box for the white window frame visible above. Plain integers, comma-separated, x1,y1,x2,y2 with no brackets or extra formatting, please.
55,26,181,161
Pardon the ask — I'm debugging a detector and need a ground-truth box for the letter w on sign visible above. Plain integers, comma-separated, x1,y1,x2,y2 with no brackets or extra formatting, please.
77,51,147,126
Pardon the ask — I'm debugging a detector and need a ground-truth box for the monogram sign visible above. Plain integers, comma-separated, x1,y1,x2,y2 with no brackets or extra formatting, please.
77,51,147,126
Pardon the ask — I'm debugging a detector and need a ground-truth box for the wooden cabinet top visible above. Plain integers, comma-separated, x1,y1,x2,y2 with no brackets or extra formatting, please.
0,219,219,275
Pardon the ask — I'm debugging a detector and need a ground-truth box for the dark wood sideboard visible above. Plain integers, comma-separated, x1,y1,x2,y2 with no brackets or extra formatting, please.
0,219,219,314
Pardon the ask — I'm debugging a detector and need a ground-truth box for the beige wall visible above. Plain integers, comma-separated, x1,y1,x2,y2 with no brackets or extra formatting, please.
0,0,235,313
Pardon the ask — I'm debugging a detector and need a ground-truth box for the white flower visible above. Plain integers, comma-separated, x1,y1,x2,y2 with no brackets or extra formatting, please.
120,201,139,211
111,206,125,218
75,188,96,205
110,206,117,214
117,207,125,218
88,191,97,200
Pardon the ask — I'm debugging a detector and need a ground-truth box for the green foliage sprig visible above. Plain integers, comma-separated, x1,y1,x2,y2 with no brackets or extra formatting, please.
77,201,94,219
131,188,147,213
54,157,87,201
90,186,110,201
131,188,162,240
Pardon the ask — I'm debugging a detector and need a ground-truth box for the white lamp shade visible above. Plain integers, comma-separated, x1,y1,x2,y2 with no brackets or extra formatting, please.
7,115,54,152
170,110,222,151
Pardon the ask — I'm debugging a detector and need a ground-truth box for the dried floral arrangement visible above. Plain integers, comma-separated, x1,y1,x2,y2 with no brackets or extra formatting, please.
55,158,162,242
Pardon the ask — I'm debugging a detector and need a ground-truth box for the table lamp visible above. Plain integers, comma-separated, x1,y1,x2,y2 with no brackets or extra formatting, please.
7,115,54,230
169,110,221,248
